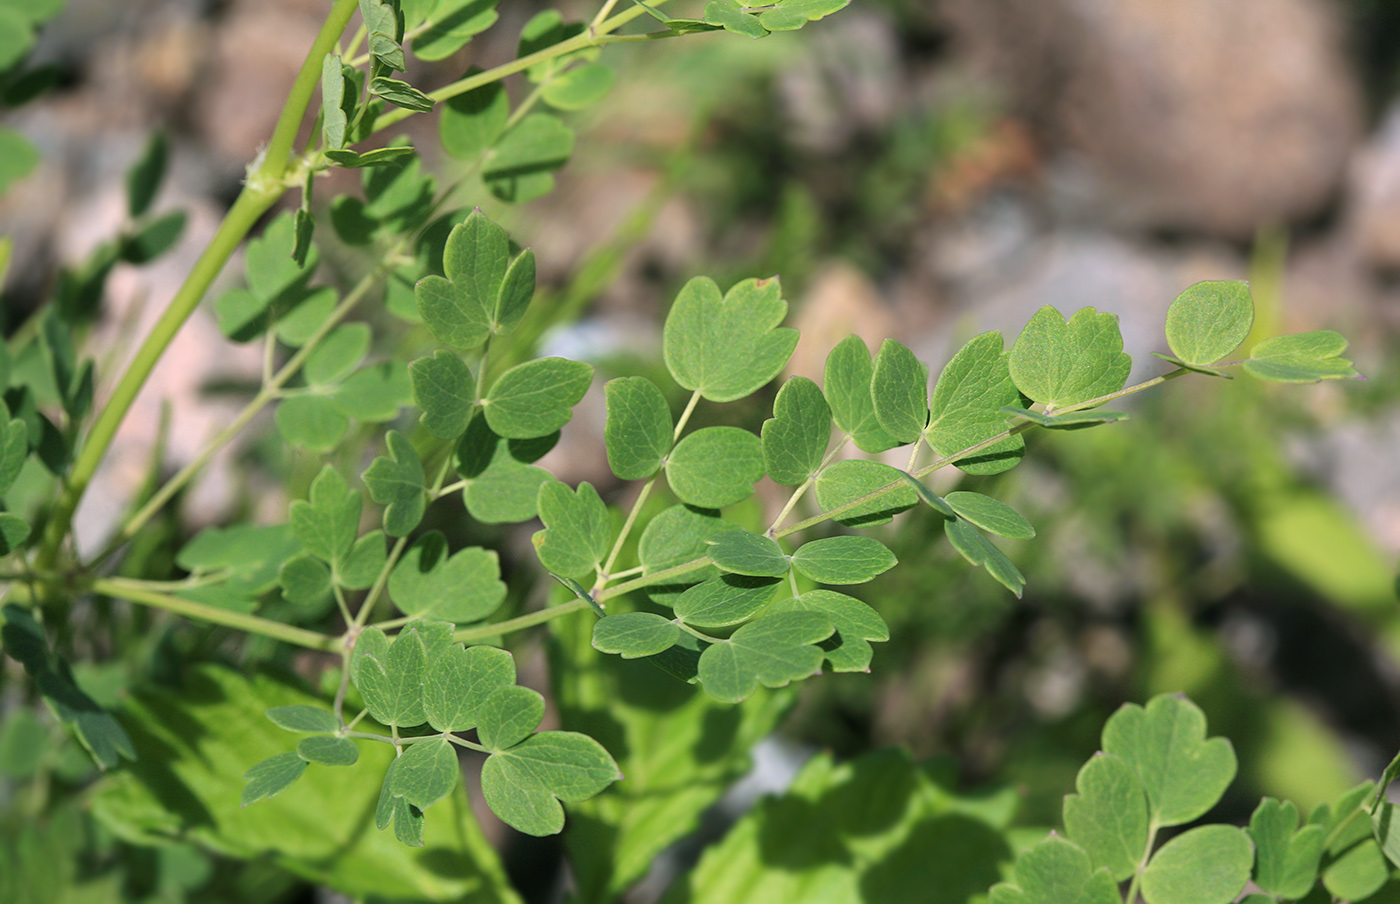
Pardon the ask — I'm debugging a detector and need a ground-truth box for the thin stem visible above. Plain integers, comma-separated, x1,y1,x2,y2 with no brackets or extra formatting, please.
454,598,591,644
596,556,711,603
676,621,723,645
262,0,360,181
597,477,656,587
673,389,703,442
590,0,623,31
92,577,339,652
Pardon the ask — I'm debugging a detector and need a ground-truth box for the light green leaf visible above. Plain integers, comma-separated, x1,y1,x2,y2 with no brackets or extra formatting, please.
292,208,315,269
944,518,1025,597
663,276,798,403
245,213,318,303
481,732,623,836
330,361,413,422
706,531,790,578
458,412,554,524
926,331,1024,475
988,834,1123,904
409,350,476,439
543,62,614,110
341,531,388,591
412,0,500,61
1251,798,1324,899
0,128,39,195
945,491,1034,539
591,612,680,659
1322,835,1388,901
276,395,348,451
290,466,361,568
532,480,610,580
1062,752,1148,881
360,0,406,71
696,611,833,703
350,625,427,729
483,357,593,439
371,77,434,112
897,471,956,518
495,249,534,332
761,376,831,486
444,209,509,321
277,553,333,612
638,505,743,603
483,113,575,203
1140,825,1252,904
870,339,929,444
416,274,490,350
176,524,300,592
297,736,359,767
389,531,507,623
325,146,418,168
666,426,764,509
757,0,849,30
1009,306,1132,409
1164,280,1254,366
1101,694,1237,828
363,430,427,537
814,459,917,527
477,686,545,751
439,70,508,160
1000,406,1130,428
824,334,899,453
424,642,515,733
275,286,337,347
388,738,459,811
0,417,29,497
0,514,29,556
304,324,370,386
605,376,672,481
766,589,888,673
321,53,347,150
1243,330,1360,383
703,0,767,37
241,752,307,806
266,706,338,734
790,535,895,585
674,575,781,628
126,130,168,219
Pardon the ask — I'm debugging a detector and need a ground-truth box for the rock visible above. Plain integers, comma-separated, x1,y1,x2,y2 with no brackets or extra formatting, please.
941,0,1364,238
1347,103,1400,270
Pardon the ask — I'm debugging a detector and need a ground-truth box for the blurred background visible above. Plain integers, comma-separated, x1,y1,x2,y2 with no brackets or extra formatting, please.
4,0,1400,896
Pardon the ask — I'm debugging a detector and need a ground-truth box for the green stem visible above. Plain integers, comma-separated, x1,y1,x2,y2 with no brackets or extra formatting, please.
596,556,711,603
92,577,339,652
261,0,359,182
454,598,591,643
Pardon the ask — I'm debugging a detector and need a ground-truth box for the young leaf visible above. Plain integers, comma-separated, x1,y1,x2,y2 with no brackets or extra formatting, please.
389,532,506,623
790,535,896,585
766,589,888,672
1164,279,1254,366
604,376,673,480
663,276,799,403
814,459,917,527
415,275,490,350
439,71,508,160
483,357,593,439
362,431,427,538
761,376,831,487
706,530,791,578
1139,825,1252,904
665,426,764,509
824,334,898,453
944,518,1026,597
1250,798,1325,899
423,642,516,733
1062,752,1149,881
1242,330,1360,383
987,834,1120,904
241,752,307,807
477,685,546,751
351,624,428,729
125,130,167,218
696,611,834,703
360,0,406,71
926,331,1024,475
289,466,361,568
408,349,476,439
297,736,359,767
673,574,782,628
480,732,622,836
532,480,610,580
592,612,681,659
266,705,338,734
482,113,575,203
1101,694,1237,827
870,339,929,444
945,491,1035,539
542,62,615,110
1008,306,1132,409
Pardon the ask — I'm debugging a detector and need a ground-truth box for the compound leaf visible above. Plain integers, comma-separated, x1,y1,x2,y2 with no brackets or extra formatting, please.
389,531,506,623
870,339,929,444
1140,825,1252,904
761,376,831,486
1243,330,1360,383
988,834,1120,904
1250,798,1324,899
814,459,917,527
532,480,610,580
289,465,361,568
1102,694,1236,828
766,589,888,673
706,531,790,578
824,334,898,453
362,430,427,537
481,732,622,836
696,611,833,703
1164,280,1253,366
1063,752,1149,882
1009,306,1132,409
483,357,593,439
604,376,672,480
241,752,307,807
297,736,359,767
409,350,476,440
591,612,680,659
926,331,1024,475
945,491,1034,540
663,276,798,403
674,574,781,628
350,625,427,729
424,642,515,733
666,426,764,509
790,535,895,585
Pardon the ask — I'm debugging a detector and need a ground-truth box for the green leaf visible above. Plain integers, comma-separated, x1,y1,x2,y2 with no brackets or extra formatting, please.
666,426,764,509
604,376,673,481
341,531,389,590
674,574,781,628
591,612,681,659
543,62,614,110
389,531,507,623
897,471,956,518
532,480,610,580
483,357,593,439
423,643,515,732
1009,306,1132,409
1164,280,1254,366
1001,406,1130,428
274,286,337,347
495,249,535,331
360,0,406,71
409,350,476,439
870,339,929,444
444,209,509,322
416,274,490,350
458,412,554,524
126,130,168,218
757,0,850,30
790,535,896,585
0,514,28,555
440,70,508,160
330,362,412,422
926,331,1024,475
1101,694,1237,827
245,213,318,305
1322,835,1388,901
663,276,798,403
0,417,29,497
478,686,546,751
814,459,917,527
1243,330,1360,383
297,736,359,767
483,113,575,203
766,589,888,672
761,376,831,486
363,430,427,538
351,624,427,729
0,128,39,195
638,504,743,601
944,518,1025,597
241,752,307,806
292,208,315,268
945,491,1035,539
703,0,767,37
988,834,1120,904
706,531,790,578
824,334,899,453
321,53,348,150
266,705,338,734
1140,825,1252,904
481,732,622,836
388,738,459,810
277,553,333,612
177,524,301,594
325,146,419,168
1063,752,1148,881
1251,798,1324,899
276,395,348,451
290,466,361,568
119,210,187,264
412,0,499,60
304,324,370,386
696,611,833,703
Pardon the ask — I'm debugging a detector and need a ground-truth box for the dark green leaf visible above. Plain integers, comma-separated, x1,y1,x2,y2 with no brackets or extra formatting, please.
388,738,459,810
483,357,593,439
495,249,534,331
814,459,917,527
125,130,167,218
1164,280,1254,366
458,412,554,524
666,426,764,509
362,430,426,537
478,685,545,751
388,531,507,623
423,642,515,732
591,612,680,659
696,611,833,703
761,376,831,486
663,276,798,403
944,518,1025,597
443,209,509,323
897,471,956,518
119,210,186,264
297,736,359,767
0,514,28,555
706,530,790,578
790,535,895,585
674,574,781,628
945,491,1035,539
605,376,672,481
291,208,315,268
409,350,476,439
0,417,28,497
241,752,307,806
824,334,899,453
1009,306,1132,409
766,589,887,672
